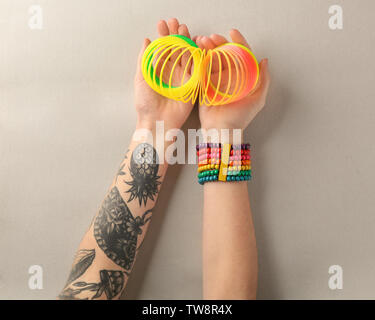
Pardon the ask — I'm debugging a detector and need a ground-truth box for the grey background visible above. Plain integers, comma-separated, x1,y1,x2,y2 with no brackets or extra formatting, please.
1,0,374,299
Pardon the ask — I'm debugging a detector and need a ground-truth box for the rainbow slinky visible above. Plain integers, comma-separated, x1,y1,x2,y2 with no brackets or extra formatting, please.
141,35,259,106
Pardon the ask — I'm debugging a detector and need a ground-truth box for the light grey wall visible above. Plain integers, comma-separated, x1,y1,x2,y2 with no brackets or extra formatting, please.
1,0,374,299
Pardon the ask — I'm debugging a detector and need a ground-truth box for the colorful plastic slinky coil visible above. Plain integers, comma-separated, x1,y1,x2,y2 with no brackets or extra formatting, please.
141,35,259,106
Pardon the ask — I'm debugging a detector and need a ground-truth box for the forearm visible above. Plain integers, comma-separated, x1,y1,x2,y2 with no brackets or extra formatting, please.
202,165,257,299
59,127,167,300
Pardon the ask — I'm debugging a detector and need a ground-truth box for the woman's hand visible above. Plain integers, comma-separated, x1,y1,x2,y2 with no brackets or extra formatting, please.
195,29,271,131
134,18,195,131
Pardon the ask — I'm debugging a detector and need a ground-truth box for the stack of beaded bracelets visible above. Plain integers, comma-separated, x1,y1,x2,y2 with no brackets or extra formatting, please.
197,143,252,185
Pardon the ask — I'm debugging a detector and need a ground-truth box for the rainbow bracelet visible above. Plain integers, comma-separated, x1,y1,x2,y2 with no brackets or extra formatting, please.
197,143,252,185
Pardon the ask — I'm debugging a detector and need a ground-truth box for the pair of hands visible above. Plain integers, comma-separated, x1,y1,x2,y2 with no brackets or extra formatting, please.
134,18,270,133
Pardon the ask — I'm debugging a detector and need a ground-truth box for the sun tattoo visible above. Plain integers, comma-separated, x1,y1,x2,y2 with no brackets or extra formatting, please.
125,143,161,206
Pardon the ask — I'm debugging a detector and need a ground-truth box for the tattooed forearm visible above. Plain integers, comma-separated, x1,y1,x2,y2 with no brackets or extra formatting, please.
125,143,161,206
59,142,161,300
94,186,152,270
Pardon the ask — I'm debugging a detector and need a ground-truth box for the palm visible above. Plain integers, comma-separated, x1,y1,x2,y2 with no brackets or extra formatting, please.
134,19,194,131
199,92,264,130
135,70,193,130
195,30,270,130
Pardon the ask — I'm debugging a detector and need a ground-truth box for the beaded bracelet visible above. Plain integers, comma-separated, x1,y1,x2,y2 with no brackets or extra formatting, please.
197,143,252,185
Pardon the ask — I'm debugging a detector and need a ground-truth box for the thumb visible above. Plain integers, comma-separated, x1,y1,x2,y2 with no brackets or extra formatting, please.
251,58,270,104
135,38,151,81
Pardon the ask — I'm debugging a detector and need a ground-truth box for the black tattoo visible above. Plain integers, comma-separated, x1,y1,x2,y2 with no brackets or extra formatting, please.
64,249,95,287
59,269,125,300
115,150,130,183
59,248,126,300
116,163,126,179
124,148,130,159
125,143,161,206
94,186,152,270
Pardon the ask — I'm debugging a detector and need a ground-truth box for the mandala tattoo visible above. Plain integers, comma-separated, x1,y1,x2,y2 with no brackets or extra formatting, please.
59,249,125,300
94,186,152,270
125,143,161,206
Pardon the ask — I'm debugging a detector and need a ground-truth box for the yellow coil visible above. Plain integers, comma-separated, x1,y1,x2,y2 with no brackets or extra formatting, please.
141,35,259,106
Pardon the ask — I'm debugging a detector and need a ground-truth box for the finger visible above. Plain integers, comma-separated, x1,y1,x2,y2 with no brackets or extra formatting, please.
179,24,192,69
229,28,251,50
210,34,232,72
201,36,216,50
210,34,228,47
252,59,270,104
167,17,179,35
157,20,169,36
205,36,230,75
174,23,189,67
135,38,151,81
178,23,190,38
166,19,180,64
186,35,201,75
195,36,205,50
157,20,171,70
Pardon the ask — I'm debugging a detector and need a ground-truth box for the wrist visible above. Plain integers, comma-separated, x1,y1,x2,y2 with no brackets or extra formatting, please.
133,121,177,167
136,118,182,133
136,118,156,132
199,127,244,145
196,142,252,185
